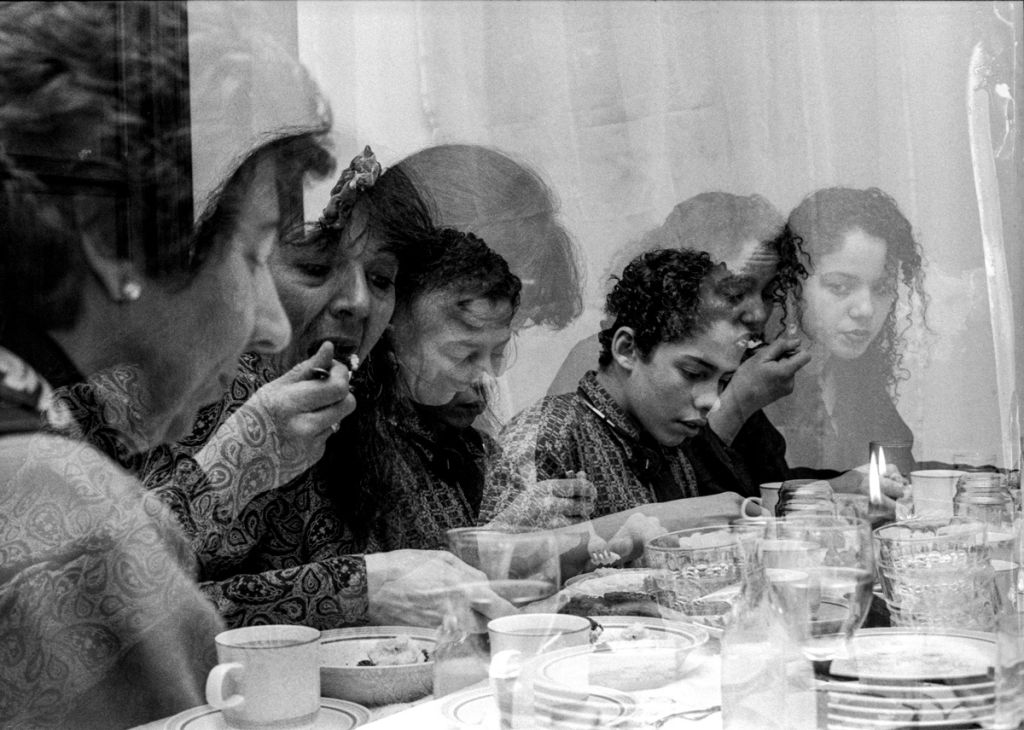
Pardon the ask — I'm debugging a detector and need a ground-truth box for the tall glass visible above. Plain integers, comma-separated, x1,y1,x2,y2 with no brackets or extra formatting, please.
446,527,561,610
953,473,1018,609
438,528,561,696
764,516,875,661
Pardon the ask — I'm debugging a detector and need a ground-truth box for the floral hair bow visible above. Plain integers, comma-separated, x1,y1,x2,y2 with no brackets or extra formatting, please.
319,145,382,230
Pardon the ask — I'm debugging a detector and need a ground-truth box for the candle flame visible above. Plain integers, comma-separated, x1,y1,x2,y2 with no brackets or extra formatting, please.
869,451,883,504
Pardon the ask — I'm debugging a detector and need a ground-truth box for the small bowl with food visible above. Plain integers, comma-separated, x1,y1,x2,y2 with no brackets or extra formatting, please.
320,626,436,706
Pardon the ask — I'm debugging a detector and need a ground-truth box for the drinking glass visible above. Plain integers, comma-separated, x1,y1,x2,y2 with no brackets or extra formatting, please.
874,519,997,630
644,524,747,629
994,609,1024,730
439,528,561,697
765,516,875,661
446,527,561,610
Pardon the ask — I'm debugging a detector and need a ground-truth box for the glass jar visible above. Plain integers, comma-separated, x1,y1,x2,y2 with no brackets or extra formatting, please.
953,473,1015,527
952,473,1018,613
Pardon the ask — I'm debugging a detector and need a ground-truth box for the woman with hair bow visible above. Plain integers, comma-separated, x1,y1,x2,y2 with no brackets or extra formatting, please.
141,147,513,630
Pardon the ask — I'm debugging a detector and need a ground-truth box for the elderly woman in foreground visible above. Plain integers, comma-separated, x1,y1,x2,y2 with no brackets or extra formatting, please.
0,2,333,726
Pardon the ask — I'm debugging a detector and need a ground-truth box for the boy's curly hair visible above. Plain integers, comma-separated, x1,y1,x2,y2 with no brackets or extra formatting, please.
598,248,716,367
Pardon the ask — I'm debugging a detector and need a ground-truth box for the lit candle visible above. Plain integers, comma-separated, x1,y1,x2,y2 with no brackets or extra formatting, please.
867,450,889,526
868,452,881,504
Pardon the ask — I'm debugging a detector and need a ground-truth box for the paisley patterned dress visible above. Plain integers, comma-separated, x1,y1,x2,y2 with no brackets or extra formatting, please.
0,343,222,728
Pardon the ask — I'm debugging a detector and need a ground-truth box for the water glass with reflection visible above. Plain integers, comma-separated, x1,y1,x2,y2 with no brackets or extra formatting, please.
874,519,997,630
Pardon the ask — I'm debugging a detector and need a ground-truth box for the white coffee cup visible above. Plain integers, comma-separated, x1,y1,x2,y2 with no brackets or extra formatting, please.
909,470,965,519
206,624,321,729
488,613,591,657
739,496,769,520
739,483,783,520
759,482,783,516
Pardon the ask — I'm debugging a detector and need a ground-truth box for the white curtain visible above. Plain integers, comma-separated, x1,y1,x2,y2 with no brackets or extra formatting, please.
281,0,1022,465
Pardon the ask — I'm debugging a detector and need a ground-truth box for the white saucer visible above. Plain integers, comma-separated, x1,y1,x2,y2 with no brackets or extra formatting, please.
164,699,371,729
440,687,499,728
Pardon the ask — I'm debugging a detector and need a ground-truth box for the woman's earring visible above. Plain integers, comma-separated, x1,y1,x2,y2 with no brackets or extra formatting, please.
119,279,142,302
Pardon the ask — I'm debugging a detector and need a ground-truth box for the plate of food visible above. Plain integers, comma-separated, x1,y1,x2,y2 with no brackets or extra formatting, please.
588,615,709,652
320,626,436,707
559,568,736,636
559,568,673,618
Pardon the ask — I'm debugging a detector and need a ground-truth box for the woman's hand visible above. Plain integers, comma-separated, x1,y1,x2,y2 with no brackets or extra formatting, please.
489,472,597,529
248,341,355,484
606,513,668,563
709,333,812,443
831,463,908,499
365,550,517,629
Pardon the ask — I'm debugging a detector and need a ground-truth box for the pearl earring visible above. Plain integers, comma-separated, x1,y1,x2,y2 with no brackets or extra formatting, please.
120,279,142,302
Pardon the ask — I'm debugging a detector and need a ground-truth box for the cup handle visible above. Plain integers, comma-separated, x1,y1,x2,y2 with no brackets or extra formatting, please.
206,662,244,709
740,496,767,517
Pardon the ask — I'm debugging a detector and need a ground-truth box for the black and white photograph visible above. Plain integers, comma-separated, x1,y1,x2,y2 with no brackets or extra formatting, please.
1,1,1022,728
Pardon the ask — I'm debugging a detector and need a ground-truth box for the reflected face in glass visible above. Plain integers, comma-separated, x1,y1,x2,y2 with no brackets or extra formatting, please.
392,290,513,406
150,158,292,444
800,229,895,361
268,220,398,369
623,319,745,447
706,239,779,334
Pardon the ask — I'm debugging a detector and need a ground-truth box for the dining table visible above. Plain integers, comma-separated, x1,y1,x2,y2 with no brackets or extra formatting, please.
133,633,724,729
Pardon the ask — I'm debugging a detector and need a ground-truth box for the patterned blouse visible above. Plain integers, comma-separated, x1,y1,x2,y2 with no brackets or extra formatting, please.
136,352,371,630
360,399,496,552
480,371,701,526
0,344,222,728
138,353,495,626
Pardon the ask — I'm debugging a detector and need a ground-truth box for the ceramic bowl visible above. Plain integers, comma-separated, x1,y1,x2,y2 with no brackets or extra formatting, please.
320,626,437,707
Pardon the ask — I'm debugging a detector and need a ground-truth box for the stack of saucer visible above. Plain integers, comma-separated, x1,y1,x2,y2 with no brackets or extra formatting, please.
817,628,996,729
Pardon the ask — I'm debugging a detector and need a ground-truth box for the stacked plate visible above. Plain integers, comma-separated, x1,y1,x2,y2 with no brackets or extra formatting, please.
817,628,996,729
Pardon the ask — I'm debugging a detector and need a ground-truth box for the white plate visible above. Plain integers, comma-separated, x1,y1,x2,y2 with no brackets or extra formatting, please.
827,711,993,728
825,690,994,709
590,615,709,649
828,628,995,682
440,687,498,728
528,639,703,695
563,568,664,593
824,682,994,700
829,697,994,722
164,699,370,729
440,685,636,729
